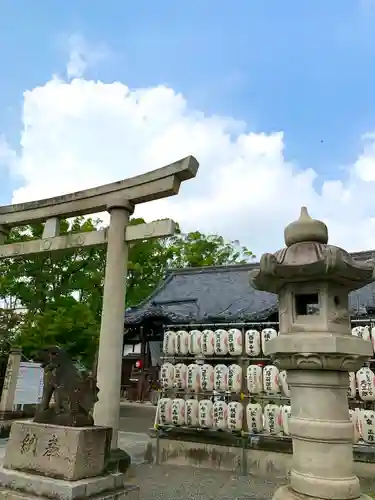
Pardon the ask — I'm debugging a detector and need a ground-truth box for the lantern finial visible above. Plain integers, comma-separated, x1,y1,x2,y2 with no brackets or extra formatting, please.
284,206,328,247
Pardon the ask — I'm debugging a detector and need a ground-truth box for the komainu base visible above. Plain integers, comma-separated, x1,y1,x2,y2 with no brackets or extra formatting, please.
0,466,140,499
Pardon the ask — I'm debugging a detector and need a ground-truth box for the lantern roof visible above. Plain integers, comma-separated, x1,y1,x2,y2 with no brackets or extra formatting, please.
250,207,375,294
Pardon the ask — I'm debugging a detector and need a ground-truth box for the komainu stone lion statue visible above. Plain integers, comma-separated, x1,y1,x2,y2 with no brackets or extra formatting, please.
34,346,99,427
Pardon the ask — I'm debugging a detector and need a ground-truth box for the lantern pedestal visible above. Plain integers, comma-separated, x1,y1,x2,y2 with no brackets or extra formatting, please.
268,340,370,500
275,369,363,500
273,485,372,500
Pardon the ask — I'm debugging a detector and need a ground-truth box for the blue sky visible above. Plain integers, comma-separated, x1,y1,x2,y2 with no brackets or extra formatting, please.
2,1,375,158
1,0,375,252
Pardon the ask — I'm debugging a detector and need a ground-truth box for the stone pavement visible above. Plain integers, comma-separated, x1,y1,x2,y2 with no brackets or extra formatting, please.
119,401,156,434
128,463,282,499
0,432,374,499
0,433,282,498
127,464,375,500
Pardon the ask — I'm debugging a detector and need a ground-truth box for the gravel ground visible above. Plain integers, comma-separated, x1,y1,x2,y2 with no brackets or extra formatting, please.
119,402,155,434
127,464,284,499
127,464,375,500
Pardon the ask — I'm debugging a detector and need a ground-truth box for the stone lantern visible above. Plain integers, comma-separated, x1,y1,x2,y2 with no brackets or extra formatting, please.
250,207,375,500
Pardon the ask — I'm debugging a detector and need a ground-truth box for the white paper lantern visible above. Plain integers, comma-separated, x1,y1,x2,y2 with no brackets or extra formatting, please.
213,401,228,430
356,367,375,401
352,326,363,338
201,330,215,355
199,399,214,428
264,404,282,435
175,330,189,355
214,364,229,391
358,410,375,444
348,372,356,399
349,408,361,443
352,326,371,341
228,328,243,356
163,331,175,355
281,405,291,435
246,365,263,394
174,363,187,390
278,370,290,398
363,326,371,342
245,330,261,357
200,364,214,392
158,398,173,425
246,403,263,433
187,364,201,392
351,326,363,338
227,401,243,431
171,398,186,426
185,399,199,427
228,364,242,393
357,408,366,439
261,328,278,355
263,365,280,394
160,363,174,389
189,330,202,355
214,329,229,355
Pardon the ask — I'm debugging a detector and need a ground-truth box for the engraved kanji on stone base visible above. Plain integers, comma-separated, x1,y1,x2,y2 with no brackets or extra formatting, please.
3,421,112,481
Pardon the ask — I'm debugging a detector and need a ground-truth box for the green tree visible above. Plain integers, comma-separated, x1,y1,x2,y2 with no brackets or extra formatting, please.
167,227,254,268
0,217,106,316
126,218,171,306
0,217,105,365
0,307,24,357
16,300,99,365
0,216,254,360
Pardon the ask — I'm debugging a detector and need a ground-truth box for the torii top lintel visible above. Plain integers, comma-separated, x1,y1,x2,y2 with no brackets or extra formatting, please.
0,156,199,227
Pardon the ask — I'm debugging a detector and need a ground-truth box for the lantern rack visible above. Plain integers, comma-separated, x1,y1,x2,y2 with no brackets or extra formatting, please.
169,319,375,328
160,355,270,362
155,422,294,439
156,422,243,434
159,388,375,406
154,319,375,461
157,323,288,442
159,387,291,402
168,321,279,329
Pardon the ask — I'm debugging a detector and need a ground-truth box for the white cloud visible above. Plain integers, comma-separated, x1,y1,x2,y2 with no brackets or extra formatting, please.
0,135,18,173
65,35,109,79
2,43,375,257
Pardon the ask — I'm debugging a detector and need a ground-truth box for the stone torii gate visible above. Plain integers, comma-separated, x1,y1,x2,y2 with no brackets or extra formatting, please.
0,155,199,450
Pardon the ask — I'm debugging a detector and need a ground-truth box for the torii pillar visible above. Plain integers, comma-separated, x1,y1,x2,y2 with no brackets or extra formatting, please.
0,155,199,454
93,198,134,446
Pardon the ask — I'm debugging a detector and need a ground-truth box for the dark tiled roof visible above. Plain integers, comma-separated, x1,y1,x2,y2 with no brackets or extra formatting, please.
124,250,375,326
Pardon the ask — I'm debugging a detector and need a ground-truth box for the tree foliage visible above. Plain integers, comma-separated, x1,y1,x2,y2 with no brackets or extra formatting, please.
0,216,254,363
0,308,23,357
0,217,104,364
167,226,254,268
